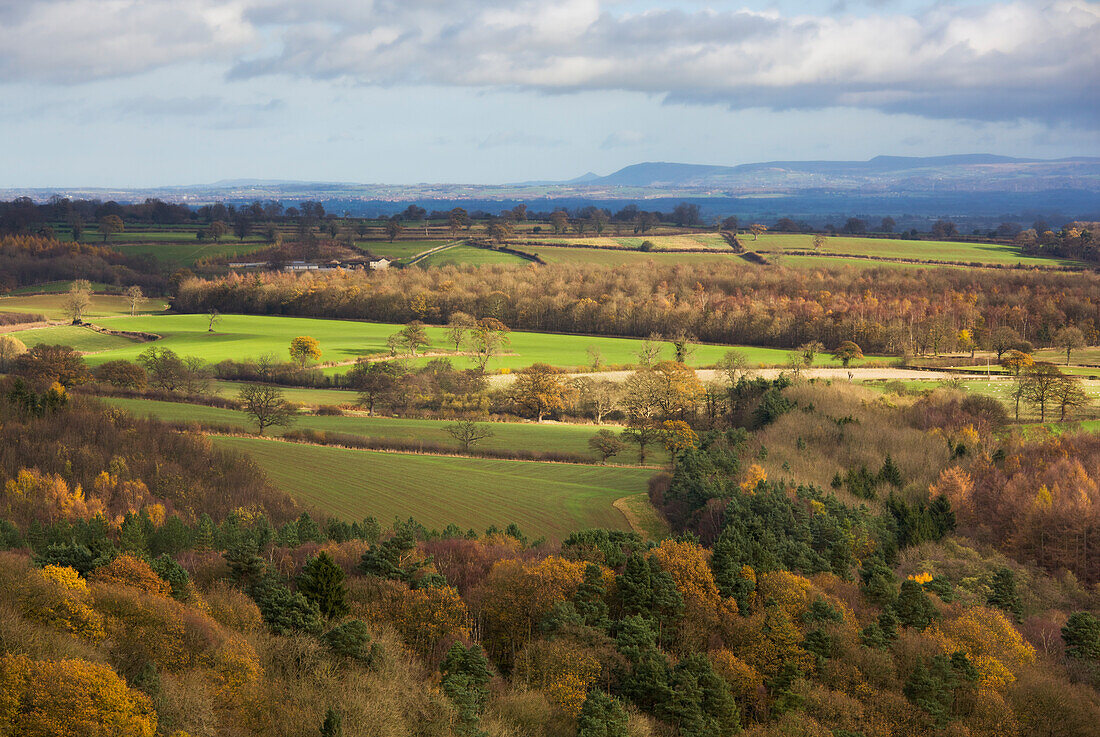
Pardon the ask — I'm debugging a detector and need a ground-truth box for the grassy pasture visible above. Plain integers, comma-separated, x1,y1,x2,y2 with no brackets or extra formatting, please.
99,396,669,465
110,241,270,269
358,240,449,262
750,233,1079,268
0,293,169,321
26,313,864,370
524,234,728,251
210,436,650,539
417,244,529,267
526,245,741,267
16,325,144,353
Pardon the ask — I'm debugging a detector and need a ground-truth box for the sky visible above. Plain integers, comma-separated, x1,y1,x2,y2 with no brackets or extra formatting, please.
0,0,1097,187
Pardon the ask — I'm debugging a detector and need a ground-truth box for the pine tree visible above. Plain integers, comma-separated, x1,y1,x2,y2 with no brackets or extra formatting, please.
298,552,349,618
878,454,904,488
323,619,382,665
1062,612,1100,662
894,580,938,631
195,513,215,551
574,563,610,629
987,567,1021,620
577,691,630,737
440,643,492,737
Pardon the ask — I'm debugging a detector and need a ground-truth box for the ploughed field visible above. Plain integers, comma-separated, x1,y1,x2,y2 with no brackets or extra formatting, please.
210,435,651,540
100,396,671,466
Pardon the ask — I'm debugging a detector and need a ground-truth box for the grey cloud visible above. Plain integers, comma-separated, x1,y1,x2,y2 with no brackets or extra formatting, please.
1,0,1096,128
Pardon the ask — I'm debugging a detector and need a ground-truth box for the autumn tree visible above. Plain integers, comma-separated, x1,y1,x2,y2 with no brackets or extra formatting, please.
446,311,476,351
589,429,625,463
348,360,402,415
15,343,89,386
1053,373,1090,421
574,376,620,424
990,326,1022,360
1022,362,1063,422
238,383,296,434
62,279,93,323
749,223,767,240
122,285,144,316
0,334,27,370
98,214,124,241
832,340,863,367
1054,325,1086,365
469,318,510,371
513,363,567,421
397,321,431,355
662,420,698,456
289,335,322,367
384,217,404,242
0,653,157,736
797,340,825,367
446,420,495,451
205,220,227,241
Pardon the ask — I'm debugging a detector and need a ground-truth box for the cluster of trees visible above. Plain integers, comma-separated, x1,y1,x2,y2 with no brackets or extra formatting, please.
174,262,1099,357
0,235,163,292
942,431,1100,584
0,375,297,526
1018,221,1097,263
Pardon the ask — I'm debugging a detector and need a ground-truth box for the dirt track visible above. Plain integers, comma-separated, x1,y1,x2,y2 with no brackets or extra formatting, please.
486,367,1002,387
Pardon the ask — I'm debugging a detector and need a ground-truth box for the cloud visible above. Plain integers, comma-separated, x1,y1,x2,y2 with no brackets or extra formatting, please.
0,0,255,83
1,0,1096,127
601,130,648,149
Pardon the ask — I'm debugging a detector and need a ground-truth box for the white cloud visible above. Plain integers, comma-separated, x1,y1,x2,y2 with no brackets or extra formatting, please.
1,0,1096,126
0,0,255,83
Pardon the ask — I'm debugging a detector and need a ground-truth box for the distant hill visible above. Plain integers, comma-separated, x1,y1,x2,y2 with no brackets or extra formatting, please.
585,155,1100,191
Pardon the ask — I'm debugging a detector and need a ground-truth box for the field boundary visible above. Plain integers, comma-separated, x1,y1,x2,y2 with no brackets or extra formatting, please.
405,239,465,265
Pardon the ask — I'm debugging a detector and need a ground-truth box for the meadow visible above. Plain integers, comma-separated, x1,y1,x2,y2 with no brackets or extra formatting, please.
416,244,528,267
517,232,1081,269
0,292,169,321
750,233,1080,267
210,435,651,539
99,395,669,465
18,312,866,371
110,240,269,269
525,245,741,267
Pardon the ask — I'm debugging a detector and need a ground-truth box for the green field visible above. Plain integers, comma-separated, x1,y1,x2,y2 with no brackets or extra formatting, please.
22,313,867,370
211,436,651,539
751,233,1080,268
359,240,449,262
211,380,358,406
110,240,269,269
527,245,741,267
17,325,144,353
100,396,669,465
417,244,529,267
0,293,169,320
525,234,728,251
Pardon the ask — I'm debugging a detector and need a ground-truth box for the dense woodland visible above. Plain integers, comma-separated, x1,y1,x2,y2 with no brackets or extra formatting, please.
2,353,1100,735
175,263,1100,355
